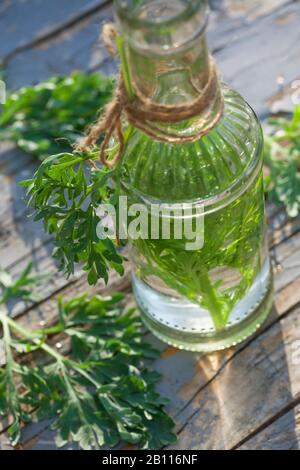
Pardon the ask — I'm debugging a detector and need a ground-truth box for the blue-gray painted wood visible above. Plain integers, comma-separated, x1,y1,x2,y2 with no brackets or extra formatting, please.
168,305,300,450
239,406,300,450
0,0,108,60
215,1,300,117
3,4,115,89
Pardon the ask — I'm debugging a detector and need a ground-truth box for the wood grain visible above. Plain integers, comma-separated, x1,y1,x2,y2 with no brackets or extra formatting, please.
3,4,115,90
239,405,300,450
168,304,300,450
215,1,300,117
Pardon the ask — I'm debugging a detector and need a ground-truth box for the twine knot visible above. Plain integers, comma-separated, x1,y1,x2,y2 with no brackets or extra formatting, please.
76,23,224,169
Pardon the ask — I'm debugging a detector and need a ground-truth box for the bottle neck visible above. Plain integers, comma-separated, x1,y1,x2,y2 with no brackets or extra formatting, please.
115,0,223,137
128,35,211,106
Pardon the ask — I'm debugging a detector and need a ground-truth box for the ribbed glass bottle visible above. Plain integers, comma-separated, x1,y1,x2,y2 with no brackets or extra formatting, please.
115,0,273,351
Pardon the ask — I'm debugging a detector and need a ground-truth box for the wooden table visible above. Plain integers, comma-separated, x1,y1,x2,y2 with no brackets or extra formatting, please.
0,0,300,450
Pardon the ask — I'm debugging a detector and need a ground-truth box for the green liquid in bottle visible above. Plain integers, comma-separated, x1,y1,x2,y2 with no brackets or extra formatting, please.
116,0,273,351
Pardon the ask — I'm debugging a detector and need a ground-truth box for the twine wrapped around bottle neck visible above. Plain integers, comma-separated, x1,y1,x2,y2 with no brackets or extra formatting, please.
76,24,224,169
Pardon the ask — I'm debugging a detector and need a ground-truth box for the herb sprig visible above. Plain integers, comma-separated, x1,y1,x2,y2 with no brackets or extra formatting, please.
264,105,300,217
0,265,176,449
21,152,125,285
0,72,114,159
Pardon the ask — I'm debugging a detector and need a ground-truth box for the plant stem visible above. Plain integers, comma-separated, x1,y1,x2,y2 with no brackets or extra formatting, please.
0,308,20,435
116,36,135,100
1,312,101,390
2,314,65,363
197,271,226,331
1,309,14,369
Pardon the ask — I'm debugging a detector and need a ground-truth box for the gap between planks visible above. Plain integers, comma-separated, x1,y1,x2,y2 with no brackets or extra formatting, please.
167,302,300,449
233,398,300,449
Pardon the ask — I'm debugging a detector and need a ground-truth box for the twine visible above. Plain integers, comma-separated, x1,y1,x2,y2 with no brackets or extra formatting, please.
76,24,224,169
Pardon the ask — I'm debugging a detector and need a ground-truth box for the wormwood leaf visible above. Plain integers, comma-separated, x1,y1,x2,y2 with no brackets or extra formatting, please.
0,73,114,160
0,266,176,450
42,295,175,450
23,152,125,285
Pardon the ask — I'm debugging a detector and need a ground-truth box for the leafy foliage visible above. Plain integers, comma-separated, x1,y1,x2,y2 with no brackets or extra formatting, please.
0,72,114,159
21,152,125,285
0,262,50,304
0,266,176,449
264,105,300,217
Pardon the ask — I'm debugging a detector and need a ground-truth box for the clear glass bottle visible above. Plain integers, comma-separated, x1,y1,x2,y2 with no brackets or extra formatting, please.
115,0,273,351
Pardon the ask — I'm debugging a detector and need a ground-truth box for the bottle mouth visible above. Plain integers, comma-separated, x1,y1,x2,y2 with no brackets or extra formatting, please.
114,0,208,30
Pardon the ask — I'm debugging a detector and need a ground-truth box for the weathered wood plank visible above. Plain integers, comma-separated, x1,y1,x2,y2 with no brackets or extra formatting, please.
0,142,33,177
221,0,292,21
274,237,300,292
208,0,293,52
266,77,300,114
167,302,300,450
0,148,51,270
215,1,300,117
4,1,297,92
4,4,115,90
0,0,109,61
238,405,300,450
0,435,13,451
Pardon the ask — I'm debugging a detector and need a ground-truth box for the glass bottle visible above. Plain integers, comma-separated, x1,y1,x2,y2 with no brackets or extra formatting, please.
114,0,273,351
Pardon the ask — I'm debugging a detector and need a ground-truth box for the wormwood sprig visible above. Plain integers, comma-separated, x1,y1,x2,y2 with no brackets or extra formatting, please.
0,72,114,159
264,105,300,217
0,266,176,449
21,151,125,285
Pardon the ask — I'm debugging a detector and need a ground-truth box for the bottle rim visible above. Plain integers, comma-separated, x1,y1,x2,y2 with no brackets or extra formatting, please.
114,0,209,30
